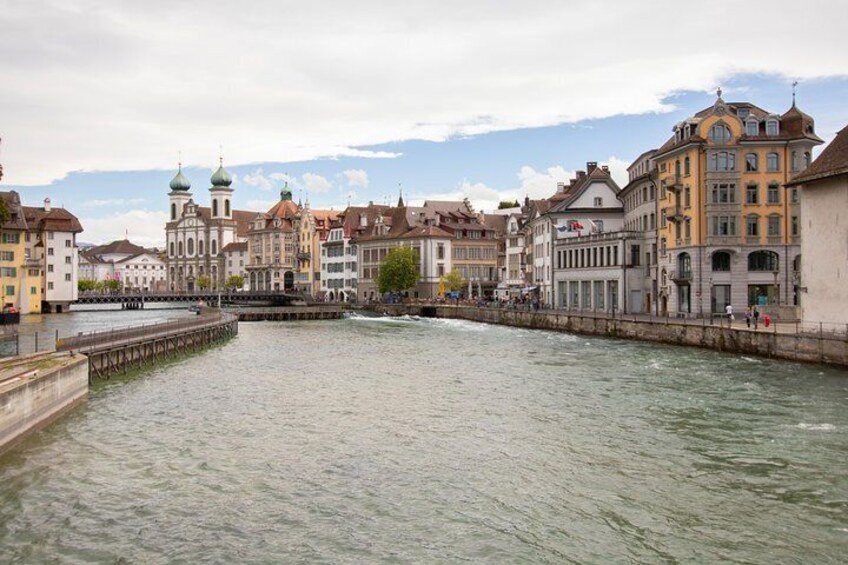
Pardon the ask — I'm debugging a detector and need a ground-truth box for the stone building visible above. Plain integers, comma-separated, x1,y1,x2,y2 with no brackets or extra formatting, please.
786,124,848,326
79,239,166,292
653,91,822,317
619,149,659,313
0,191,41,313
245,187,299,291
165,161,254,291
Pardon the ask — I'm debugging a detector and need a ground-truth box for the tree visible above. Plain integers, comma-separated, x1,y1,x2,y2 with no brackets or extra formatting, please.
196,275,211,290
442,269,465,292
103,279,121,292
78,279,97,292
498,200,520,210
377,246,420,294
225,275,245,290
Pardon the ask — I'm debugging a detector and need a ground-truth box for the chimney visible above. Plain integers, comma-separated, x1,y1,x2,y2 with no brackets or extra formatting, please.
43,197,51,212
556,181,566,193
577,171,586,180
586,162,598,174
601,165,609,172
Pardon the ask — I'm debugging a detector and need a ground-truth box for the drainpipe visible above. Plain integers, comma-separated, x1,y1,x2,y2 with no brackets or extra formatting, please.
622,233,627,314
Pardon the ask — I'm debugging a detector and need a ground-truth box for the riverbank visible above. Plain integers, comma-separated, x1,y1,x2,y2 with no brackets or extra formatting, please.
361,304,848,367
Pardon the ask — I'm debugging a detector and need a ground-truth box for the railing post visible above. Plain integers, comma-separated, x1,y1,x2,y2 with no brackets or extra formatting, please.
35,332,38,352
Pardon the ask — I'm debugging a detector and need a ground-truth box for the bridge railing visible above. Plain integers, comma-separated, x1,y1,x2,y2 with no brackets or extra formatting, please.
55,310,229,352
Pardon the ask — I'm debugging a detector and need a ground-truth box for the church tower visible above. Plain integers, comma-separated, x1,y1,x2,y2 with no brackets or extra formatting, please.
209,157,233,219
168,162,192,221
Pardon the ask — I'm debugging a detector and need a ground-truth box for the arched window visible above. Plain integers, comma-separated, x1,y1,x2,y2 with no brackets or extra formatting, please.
677,252,691,277
675,159,681,177
225,199,231,216
712,251,731,272
791,151,798,171
211,240,217,256
212,199,219,217
709,123,731,143
745,153,758,172
748,250,779,272
171,203,177,220
767,152,779,172
684,156,690,176
746,214,759,237
803,151,812,169
169,242,175,256
198,240,204,255
793,255,801,272
187,238,194,255
178,241,184,255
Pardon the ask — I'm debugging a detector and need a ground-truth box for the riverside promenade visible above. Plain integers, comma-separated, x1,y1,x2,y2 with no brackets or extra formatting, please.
362,303,848,367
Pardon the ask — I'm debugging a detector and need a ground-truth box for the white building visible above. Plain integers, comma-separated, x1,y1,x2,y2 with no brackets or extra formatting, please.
80,239,167,291
221,241,248,288
786,124,848,327
165,161,254,291
24,198,83,313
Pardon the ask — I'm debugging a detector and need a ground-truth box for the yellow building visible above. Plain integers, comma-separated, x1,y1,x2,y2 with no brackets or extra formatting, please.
0,191,41,314
293,203,338,296
653,90,821,316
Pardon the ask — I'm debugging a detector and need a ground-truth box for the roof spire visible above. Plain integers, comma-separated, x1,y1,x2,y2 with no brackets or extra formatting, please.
219,144,223,167
792,80,799,107
397,182,404,207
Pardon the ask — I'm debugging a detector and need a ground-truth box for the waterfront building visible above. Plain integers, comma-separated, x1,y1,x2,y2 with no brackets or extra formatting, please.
524,199,553,304
546,163,626,310
653,91,822,317
245,186,299,291
165,160,254,291
499,211,527,298
0,191,41,313
619,150,660,313
320,203,390,301
785,124,848,326
79,239,167,292
293,203,339,295
23,198,83,313
221,241,248,288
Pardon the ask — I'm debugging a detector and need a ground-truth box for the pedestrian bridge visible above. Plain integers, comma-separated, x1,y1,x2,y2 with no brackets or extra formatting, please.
74,290,306,307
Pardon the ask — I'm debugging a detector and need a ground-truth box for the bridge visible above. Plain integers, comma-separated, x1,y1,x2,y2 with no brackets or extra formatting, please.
74,290,306,307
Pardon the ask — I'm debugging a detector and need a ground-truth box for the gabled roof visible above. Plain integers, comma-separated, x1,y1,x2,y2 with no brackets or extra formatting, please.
88,239,146,256
548,165,621,213
0,191,28,231
23,205,83,233
787,125,848,186
221,241,248,253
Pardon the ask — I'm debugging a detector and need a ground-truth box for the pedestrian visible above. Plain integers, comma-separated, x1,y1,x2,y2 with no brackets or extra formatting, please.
752,304,760,330
725,303,734,323
745,307,752,328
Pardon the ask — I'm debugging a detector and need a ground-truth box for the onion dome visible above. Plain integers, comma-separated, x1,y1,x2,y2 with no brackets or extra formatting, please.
210,158,233,188
169,164,191,191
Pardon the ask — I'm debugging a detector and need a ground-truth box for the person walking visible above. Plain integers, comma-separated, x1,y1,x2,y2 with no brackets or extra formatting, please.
745,307,752,328
752,304,760,330
725,303,734,324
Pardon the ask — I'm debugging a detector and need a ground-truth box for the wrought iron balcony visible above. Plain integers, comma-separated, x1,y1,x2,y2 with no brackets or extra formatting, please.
663,205,684,223
296,251,311,261
662,174,682,191
669,269,692,283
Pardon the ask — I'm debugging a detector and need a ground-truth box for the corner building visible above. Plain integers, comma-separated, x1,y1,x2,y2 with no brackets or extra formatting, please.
653,93,821,317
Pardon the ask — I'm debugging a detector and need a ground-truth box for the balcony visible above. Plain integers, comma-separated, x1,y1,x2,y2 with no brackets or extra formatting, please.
296,251,311,261
662,174,682,192
669,269,692,284
663,205,684,223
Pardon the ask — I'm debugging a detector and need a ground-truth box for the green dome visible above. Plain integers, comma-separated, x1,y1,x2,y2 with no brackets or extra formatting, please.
210,160,232,188
169,166,191,191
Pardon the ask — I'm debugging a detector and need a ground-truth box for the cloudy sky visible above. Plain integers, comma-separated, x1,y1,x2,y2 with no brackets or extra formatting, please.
1,0,847,246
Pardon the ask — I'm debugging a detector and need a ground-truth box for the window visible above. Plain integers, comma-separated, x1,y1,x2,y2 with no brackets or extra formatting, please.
171,203,177,220
65,256,72,264
677,252,691,278
748,250,778,271
212,240,217,255
791,188,799,203
746,184,759,204
178,241,184,255
47,248,54,256
766,120,779,136
630,244,641,266
169,242,175,256
767,215,781,237
746,215,759,237
767,183,780,204
684,219,691,239
791,215,799,237
48,282,54,290
212,200,219,216
803,151,812,169
710,151,736,171
745,153,758,172
683,156,690,176
65,273,71,281
437,244,444,260
711,215,738,236
711,183,736,204
30,286,36,295
767,152,779,172
594,197,603,207
712,251,731,271
745,119,758,136
187,238,194,255
684,187,691,207
5,285,14,296
47,264,53,273
0,251,13,261
198,240,204,255
709,123,732,143
791,150,798,171
225,200,231,216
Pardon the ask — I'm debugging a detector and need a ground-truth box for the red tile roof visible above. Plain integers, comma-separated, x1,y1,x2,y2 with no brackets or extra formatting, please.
787,125,848,186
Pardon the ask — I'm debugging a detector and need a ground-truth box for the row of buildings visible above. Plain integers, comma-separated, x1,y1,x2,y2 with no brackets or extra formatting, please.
162,91,828,321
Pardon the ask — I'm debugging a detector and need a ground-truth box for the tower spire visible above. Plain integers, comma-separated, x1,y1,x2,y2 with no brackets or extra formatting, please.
397,182,404,207
792,80,799,107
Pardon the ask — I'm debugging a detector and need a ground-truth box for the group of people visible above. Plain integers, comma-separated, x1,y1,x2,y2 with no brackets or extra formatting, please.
724,304,769,329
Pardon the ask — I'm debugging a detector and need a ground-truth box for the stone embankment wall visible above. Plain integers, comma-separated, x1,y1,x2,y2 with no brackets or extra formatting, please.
0,354,88,454
365,305,848,367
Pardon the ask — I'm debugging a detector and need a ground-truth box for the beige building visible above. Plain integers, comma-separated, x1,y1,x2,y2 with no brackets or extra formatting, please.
786,124,848,327
245,189,299,291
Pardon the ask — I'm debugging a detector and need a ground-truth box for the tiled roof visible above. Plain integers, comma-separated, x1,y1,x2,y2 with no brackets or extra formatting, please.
0,191,28,231
88,239,146,256
787,125,848,186
23,205,83,233
195,207,255,236
220,241,248,253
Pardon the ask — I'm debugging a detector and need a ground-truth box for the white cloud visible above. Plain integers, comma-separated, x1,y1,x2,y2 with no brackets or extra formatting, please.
603,156,630,188
518,165,575,198
342,169,369,188
241,168,274,191
1,0,846,184
79,210,168,247
301,172,331,194
245,199,277,211
82,197,146,207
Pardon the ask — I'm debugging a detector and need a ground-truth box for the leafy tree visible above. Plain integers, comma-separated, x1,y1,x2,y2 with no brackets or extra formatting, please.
78,279,97,292
497,200,520,210
377,246,420,294
442,269,465,292
103,279,121,292
225,275,245,290
196,275,211,290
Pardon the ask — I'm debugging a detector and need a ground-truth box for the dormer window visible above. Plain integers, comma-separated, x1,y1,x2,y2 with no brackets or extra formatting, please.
684,124,691,138
594,197,603,207
766,120,779,136
745,119,759,136
737,108,750,119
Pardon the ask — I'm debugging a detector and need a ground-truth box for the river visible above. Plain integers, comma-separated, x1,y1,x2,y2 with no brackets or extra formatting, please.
1,313,846,563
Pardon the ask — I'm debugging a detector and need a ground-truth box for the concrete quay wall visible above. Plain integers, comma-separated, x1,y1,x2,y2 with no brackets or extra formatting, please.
365,305,848,367
0,355,88,455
